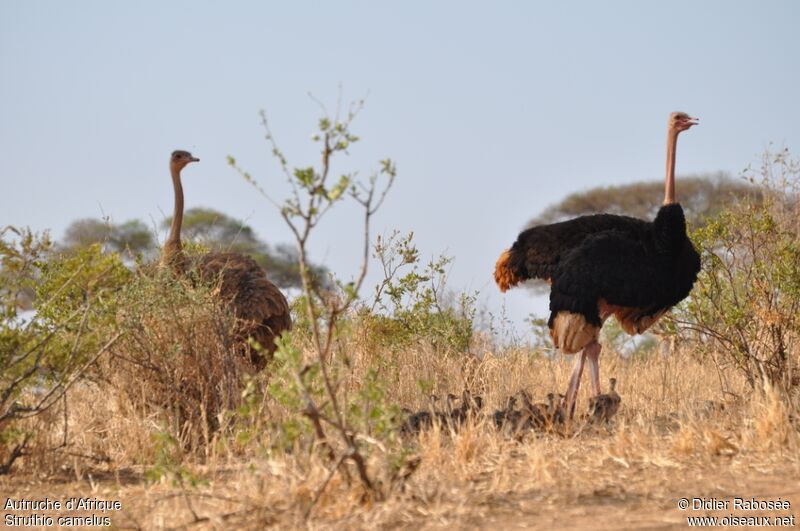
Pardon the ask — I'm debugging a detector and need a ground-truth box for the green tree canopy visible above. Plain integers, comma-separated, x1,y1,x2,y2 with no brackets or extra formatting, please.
161,207,324,289
527,173,762,229
59,208,323,289
61,218,155,258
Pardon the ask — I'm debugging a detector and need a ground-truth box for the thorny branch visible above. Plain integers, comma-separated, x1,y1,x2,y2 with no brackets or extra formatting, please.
233,97,393,500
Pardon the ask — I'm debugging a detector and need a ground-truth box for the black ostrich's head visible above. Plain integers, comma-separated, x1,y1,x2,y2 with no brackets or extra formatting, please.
669,112,699,133
170,150,200,172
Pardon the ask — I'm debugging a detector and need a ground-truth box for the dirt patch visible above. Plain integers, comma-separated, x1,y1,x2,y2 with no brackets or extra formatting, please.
3,454,797,529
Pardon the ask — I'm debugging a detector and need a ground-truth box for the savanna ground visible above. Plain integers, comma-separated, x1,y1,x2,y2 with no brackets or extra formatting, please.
2,343,799,529
2,113,799,529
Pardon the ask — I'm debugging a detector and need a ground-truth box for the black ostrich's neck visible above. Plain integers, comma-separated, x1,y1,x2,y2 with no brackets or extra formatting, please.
654,203,688,254
663,129,679,205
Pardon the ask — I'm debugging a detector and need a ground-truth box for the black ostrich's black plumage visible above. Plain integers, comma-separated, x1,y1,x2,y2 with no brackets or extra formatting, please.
499,203,701,331
503,212,649,282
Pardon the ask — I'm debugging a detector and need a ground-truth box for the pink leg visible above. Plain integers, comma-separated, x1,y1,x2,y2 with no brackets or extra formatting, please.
585,341,602,396
564,350,586,419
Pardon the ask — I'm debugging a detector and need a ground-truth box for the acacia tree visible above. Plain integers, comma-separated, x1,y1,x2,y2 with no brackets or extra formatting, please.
61,209,328,289
160,207,328,289
528,173,760,229
61,218,155,258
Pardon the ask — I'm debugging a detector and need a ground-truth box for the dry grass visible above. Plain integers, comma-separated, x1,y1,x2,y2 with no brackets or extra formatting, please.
3,320,799,529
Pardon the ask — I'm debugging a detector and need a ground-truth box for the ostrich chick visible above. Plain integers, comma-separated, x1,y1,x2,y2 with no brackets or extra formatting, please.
588,377,621,423
517,390,549,429
493,395,519,429
549,393,567,426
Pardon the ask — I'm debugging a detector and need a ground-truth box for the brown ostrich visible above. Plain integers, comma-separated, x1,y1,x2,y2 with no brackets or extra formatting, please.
162,150,292,370
495,113,700,418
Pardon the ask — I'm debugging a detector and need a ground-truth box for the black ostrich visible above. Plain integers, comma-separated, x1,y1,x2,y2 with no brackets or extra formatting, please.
494,112,701,418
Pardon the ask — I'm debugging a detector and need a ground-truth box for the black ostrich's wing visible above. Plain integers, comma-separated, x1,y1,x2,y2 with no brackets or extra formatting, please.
508,214,650,282
548,230,662,328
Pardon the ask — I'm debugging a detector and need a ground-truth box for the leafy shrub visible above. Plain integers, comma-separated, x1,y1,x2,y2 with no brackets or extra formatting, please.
35,242,130,353
367,231,476,353
669,149,800,391
107,265,248,451
0,228,126,473
231,97,408,500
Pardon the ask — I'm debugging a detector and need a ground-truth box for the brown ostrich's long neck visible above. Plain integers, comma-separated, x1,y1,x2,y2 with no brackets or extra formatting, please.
162,165,185,270
663,128,679,205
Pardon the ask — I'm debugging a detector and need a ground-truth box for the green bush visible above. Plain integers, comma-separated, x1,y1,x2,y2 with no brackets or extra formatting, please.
0,228,126,473
107,261,249,451
367,231,476,353
669,150,800,391
35,242,130,355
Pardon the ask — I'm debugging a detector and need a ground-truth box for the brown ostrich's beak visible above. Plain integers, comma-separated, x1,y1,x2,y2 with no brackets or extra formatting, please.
190,156,200,162
677,116,699,131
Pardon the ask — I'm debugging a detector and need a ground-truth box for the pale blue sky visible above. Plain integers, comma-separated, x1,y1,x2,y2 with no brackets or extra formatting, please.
2,1,798,338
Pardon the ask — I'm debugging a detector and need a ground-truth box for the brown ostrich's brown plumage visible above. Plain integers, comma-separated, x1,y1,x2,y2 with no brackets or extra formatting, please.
198,251,292,369
161,150,292,370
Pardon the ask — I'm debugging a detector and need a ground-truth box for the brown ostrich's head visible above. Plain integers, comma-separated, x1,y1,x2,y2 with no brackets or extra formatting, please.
170,150,199,172
669,112,699,133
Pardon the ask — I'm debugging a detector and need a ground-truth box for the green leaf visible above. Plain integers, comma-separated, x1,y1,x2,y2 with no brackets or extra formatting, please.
294,167,316,188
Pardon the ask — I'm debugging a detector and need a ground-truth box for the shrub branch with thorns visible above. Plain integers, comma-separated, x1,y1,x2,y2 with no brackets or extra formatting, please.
230,96,396,505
